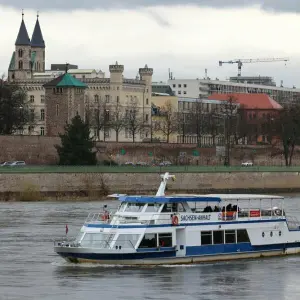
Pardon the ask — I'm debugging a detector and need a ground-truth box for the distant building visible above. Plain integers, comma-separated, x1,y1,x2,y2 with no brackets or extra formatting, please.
151,94,178,143
229,76,276,86
152,82,175,96
51,64,78,71
208,93,282,144
168,78,300,105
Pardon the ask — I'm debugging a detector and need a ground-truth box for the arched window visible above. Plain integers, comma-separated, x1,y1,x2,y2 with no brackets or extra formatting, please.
94,95,99,103
18,49,23,58
18,60,23,70
40,127,45,136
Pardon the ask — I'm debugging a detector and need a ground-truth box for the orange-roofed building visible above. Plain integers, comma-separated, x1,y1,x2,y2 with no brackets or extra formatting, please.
208,93,283,144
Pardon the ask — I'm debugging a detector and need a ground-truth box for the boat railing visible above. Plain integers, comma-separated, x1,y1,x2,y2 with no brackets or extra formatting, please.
84,212,116,224
286,215,300,230
54,238,136,250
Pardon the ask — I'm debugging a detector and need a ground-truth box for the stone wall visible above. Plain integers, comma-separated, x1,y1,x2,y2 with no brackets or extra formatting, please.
0,135,216,165
1,171,300,201
0,135,300,166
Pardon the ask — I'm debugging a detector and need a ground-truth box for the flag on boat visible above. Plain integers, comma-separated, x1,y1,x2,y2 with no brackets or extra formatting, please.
66,224,68,235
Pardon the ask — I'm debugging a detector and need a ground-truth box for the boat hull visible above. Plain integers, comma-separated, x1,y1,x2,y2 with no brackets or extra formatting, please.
55,246,300,266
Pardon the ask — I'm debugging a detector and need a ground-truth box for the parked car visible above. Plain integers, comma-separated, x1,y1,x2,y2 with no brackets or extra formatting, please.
136,162,148,166
0,161,14,167
124,162,135,166
241,161,253,167
159,161,172,166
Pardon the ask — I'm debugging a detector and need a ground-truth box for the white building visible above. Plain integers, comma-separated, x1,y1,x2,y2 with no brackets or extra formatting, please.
168,78,300,105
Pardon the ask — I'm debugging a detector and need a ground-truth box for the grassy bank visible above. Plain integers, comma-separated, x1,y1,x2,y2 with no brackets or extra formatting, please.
0,165,299,173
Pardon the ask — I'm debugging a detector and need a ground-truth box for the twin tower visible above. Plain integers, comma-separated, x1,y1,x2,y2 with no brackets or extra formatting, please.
8,13,45,82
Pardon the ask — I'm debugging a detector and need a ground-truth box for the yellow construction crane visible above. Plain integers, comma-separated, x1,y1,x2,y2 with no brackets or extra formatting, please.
218,57,289,77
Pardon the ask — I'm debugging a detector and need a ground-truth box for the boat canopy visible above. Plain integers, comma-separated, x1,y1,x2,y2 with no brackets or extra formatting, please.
119,195,221,203
175,194,284,201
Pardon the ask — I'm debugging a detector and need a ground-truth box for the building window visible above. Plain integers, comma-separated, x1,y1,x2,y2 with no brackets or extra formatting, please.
40,127,45,136
146,98,149,105
28,126,34,134
41,95,45,103
117,96,119,103
94,95,99,103
105,95,110,103
178,91,181,95
184,84,187,88
56,104,59,117
173,84,176,88
30,95,34,103
178,84,181,88
18,60,23,70
30,109,35,122
145,114,149,122
40,109,45,121
105,110,110,122
104,129,110,138
18,49,23,58
183,91,187,95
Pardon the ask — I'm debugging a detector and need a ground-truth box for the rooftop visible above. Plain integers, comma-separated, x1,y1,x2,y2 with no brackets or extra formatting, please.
44,73,87,88
208,93,283,110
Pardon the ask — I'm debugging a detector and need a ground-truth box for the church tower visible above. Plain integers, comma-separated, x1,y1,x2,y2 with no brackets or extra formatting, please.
31,13,46,73
8,11,32,81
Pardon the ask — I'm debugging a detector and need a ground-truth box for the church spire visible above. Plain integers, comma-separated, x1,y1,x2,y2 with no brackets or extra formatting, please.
31,12,45,48
15,10,31,46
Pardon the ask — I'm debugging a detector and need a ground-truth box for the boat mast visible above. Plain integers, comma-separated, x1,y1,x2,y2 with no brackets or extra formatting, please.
156,172,176,196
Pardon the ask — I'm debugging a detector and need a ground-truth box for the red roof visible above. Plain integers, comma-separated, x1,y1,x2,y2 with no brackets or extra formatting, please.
208,93,282,110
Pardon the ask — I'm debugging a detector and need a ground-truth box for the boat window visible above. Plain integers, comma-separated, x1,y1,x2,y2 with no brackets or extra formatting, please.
125,203,145,212
201,231,212,245
81,233,107,248
158,233,172,247
138,233,157,248
118,203,127,212
162,203,172,213
225,230,236,244
161,203,185,213
115,234,140,248
75,232,85,243
145,203,162,213
237,229,250,243
213,230,224,244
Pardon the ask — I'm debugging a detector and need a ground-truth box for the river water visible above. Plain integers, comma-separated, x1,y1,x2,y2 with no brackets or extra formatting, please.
1,196,300,300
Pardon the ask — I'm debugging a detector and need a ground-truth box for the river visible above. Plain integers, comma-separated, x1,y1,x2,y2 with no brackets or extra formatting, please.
1,196,300,300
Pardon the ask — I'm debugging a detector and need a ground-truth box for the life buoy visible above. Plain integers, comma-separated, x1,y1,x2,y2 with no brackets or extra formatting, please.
101,211,109,221
172,215,179,226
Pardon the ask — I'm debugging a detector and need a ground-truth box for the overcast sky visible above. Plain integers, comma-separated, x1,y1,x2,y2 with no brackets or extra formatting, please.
1,1,300,87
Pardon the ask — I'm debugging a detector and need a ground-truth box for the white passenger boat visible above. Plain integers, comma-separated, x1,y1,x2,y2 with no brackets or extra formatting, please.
54,173,300,265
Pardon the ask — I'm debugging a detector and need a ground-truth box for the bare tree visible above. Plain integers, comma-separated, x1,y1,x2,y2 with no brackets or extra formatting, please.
190,99,207,146
274,104,300,166
125,99,143,142
156,100,178,143
110,102,125,142
219,96,238,166
88,99,109,141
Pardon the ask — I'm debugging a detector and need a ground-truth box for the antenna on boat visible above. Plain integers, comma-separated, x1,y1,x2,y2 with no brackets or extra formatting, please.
156,172,176,196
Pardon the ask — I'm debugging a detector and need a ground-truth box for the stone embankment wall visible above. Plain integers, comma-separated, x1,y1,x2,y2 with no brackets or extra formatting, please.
1,172,300,201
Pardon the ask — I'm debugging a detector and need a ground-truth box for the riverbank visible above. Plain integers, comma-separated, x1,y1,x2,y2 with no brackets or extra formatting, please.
1,171,300,201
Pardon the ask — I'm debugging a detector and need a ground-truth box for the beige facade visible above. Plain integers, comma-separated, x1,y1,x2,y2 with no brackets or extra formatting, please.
8,16,153,142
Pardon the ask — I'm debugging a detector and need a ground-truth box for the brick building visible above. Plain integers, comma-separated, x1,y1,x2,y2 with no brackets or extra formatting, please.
208,93,282,144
